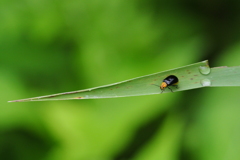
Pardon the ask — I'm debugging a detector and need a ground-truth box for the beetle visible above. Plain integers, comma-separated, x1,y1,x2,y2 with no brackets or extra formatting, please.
160,75,179,93
152,75,179,93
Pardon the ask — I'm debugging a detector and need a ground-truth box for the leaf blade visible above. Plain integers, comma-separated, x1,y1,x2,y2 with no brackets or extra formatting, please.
9,60,209,102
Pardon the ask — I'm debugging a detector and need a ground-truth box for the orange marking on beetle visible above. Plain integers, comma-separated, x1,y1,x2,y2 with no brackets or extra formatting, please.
160,82,168,90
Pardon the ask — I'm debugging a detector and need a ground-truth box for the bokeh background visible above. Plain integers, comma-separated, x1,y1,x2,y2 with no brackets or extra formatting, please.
1,0,240,160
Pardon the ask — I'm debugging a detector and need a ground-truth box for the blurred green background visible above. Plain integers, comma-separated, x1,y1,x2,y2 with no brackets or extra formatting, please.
1,0,240,160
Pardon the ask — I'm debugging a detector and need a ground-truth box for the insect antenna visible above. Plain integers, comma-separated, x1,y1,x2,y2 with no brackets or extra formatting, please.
151,84,159,87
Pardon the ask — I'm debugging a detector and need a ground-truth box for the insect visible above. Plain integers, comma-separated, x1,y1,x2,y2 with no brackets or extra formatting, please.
152,75,179,93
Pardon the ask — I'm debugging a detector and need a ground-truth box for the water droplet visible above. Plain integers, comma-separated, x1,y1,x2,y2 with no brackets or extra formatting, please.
201,79,211,86
199,65,211,75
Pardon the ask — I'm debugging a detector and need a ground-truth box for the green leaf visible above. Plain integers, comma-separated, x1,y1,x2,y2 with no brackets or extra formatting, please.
8,60,240,102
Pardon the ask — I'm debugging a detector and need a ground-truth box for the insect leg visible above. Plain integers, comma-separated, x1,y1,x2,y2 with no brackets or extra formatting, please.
151,84,159,87
167,86,173,92
161,89,164,94
173,85,178,89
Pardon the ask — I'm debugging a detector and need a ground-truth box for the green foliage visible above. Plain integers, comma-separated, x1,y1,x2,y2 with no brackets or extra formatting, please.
2,0,240,160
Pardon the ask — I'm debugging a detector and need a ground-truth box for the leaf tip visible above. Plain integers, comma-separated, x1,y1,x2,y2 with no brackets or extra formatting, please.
8,100,19,102
8,99,30,102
